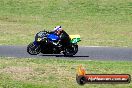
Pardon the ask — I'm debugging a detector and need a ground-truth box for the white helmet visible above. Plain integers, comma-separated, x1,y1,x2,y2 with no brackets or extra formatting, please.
53,26,62,31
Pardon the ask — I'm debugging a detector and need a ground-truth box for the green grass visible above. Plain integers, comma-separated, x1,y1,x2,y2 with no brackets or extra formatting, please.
0,1,131,88
0,0,132,46
0,57,131,88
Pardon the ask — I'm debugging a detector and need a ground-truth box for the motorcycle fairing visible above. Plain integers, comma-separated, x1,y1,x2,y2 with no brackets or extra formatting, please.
70,35,81,43
47,34,60,41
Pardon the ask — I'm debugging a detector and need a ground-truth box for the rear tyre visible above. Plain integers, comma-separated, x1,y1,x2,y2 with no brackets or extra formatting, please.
63,44,78,57
27,42,41,55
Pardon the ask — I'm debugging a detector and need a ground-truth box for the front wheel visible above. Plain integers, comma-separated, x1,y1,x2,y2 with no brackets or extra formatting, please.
27,42,41,55
63,44,78,57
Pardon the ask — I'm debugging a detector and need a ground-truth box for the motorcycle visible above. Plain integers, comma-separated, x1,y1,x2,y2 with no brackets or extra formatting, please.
27,30,81,56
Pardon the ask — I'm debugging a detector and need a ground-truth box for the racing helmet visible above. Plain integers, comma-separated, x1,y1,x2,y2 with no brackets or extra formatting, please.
53,26,62,31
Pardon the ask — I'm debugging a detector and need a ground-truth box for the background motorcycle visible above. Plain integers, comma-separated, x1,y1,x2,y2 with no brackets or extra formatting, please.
27,31,81,56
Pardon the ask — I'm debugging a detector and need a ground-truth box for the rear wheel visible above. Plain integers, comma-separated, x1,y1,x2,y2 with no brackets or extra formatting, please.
63,44,78,57
27,42,41,55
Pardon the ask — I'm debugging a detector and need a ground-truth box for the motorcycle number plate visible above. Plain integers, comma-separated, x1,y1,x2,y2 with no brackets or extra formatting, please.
37,38,41,41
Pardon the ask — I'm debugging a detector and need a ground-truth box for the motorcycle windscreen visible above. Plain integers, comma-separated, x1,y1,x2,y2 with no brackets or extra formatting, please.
47,34,59,41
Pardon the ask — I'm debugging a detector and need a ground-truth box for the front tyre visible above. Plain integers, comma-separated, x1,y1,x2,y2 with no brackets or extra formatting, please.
63,44,78,57
27,42,41,55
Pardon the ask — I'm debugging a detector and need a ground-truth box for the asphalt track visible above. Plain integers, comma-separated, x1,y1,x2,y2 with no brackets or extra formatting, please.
0,45,132,61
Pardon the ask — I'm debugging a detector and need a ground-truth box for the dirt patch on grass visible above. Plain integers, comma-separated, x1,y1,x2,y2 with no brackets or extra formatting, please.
0,63,77,85
1,66,33,74
0,66,37,81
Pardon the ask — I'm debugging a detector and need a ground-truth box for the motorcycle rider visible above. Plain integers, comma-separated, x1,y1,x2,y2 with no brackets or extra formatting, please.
52,26,71,47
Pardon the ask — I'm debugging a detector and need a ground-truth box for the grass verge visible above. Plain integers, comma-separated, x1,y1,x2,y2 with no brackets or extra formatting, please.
0,57,131,88
0,0,132,47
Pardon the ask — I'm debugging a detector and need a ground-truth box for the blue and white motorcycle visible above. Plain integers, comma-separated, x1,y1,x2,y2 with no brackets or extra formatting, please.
27,31,81,56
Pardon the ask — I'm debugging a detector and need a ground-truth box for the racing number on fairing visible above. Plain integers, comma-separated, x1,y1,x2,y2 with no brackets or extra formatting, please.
72,38,78,43
37,38,41,41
